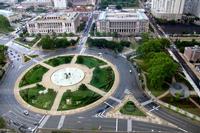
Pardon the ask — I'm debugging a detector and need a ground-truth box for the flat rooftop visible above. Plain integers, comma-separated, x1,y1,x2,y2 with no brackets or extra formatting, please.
31,12,79,21
98,9,148,21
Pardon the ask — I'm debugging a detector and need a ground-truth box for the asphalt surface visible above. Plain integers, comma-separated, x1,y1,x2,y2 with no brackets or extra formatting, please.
0,9,199,133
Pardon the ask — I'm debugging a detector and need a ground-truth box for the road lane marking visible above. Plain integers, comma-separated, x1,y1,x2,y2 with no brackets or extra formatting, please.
38,115,50,128
149,106,160,112
104,102,114,108
115,118,118,132
57,115,65,129
141,99,153,106
178,127,188,133
127,119,132,132
109,96,122,103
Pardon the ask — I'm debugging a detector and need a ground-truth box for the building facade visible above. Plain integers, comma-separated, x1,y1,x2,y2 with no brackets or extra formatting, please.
184,46,200,62
70,0,96,6
151,0,186,20
96,9,149,36
184,0,200,18
0,9,22,22
21,0,53,6
53,0,68,9
27,12,80,35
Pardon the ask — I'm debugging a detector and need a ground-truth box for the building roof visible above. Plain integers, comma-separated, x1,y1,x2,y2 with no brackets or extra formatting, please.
98,9,148,21
31,12,79,22
0,9,15,17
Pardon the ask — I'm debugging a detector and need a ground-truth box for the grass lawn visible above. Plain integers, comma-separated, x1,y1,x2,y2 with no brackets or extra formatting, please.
44,56,73,67
19,65,48,87
20,85,56,110
146,75,169,97
0,117,6,128
90,67,115,92
76,56,106,68
15,37,40,47
120,101,146,116
58,84,101,111
161,94,200,116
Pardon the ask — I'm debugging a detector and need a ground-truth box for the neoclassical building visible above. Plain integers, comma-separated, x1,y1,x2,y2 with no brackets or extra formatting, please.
27,12,80,35
96,9,149,36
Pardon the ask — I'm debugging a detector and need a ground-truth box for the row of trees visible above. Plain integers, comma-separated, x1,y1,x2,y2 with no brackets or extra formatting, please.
38,35,78,49
99,0,139,9
137,38,178,89
0,15,13,33
87,38,131,52
0,45,7,65
174,39,200,53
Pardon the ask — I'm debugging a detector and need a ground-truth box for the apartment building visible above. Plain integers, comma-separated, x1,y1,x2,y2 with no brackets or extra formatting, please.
151,0,186,20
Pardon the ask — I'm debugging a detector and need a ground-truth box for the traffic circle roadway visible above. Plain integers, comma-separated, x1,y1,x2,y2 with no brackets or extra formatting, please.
0,47,200,132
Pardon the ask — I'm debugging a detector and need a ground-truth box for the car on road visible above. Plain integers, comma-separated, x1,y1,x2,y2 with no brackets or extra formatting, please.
23,110,29,115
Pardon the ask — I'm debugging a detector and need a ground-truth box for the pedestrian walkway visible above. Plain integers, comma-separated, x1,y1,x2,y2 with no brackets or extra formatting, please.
85,84,107,96
71,55,78,64
51,89,65,111
20,82,40,90
39,62,54,69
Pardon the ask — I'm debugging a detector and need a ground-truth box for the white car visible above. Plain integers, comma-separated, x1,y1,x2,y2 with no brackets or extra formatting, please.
23,110,29,115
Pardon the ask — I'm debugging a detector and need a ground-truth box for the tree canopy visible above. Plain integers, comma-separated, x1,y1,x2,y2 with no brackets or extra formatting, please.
137,38,170,56
38,35,77,49
147,52,178,89
0,15,13,33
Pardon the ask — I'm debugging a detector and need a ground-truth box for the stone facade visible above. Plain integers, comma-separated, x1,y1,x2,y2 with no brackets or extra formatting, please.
96,9,149,36
27,12,80,35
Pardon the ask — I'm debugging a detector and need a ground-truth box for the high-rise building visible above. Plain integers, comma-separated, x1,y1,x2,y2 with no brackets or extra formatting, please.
184,0,200,18
151,0,186,20
53,0,68,9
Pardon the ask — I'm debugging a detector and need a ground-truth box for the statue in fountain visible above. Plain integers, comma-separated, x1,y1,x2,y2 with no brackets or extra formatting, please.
64,73,71,79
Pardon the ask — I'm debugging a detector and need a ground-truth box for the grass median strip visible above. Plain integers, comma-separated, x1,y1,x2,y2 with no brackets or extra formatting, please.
120,101,146,116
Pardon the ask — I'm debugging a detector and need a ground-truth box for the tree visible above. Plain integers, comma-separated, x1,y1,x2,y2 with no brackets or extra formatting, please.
147,52,178,89
116,5,122,10
39,35,54,49
0,117,6,128
0,15,13,33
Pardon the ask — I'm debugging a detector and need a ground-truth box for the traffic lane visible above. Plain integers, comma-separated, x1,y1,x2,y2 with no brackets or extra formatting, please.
62,117,116,131
43,116,60,129
132,120,181,132
153,108,200,133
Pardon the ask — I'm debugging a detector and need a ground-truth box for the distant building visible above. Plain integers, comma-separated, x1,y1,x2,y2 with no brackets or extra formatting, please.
27,12,80,35
0,0,18,4
0,9,22,22
70,0,96,6
184,0,200,18
151,0,186,20
96,9,149,36
184,45,200,62
53,0,68,9
21,0,53,6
